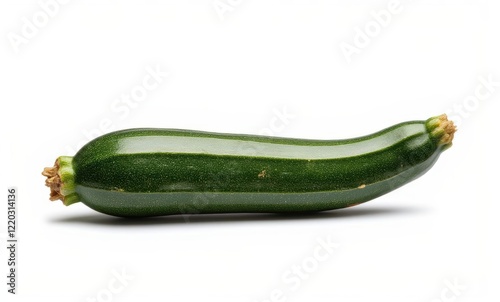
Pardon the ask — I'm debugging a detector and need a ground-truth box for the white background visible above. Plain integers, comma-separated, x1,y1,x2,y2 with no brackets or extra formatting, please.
1,0,499,301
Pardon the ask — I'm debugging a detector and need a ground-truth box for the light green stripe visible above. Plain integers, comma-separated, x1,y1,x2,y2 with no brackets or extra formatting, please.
117,124,424,160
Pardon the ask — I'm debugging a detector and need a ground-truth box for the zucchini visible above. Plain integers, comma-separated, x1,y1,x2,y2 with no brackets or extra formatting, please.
42,114,456,217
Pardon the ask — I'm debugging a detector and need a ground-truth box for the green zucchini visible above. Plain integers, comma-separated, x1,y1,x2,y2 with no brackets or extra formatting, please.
42,114,456,217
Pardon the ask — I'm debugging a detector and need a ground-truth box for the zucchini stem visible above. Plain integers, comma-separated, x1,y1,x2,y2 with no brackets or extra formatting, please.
426,114,457,148
42,156,80,206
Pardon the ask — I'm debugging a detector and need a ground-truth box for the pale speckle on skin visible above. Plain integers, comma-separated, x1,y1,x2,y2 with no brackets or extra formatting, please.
258,170,267,178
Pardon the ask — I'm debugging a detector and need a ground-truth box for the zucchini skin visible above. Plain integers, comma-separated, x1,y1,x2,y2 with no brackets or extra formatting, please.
44,115,455,217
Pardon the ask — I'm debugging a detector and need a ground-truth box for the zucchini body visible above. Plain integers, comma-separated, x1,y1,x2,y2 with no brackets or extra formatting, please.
43,115,455,217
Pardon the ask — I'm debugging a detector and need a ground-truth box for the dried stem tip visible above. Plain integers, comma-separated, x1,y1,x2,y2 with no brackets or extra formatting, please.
426,114,457,147
42,162,64,201
42,156,79,206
